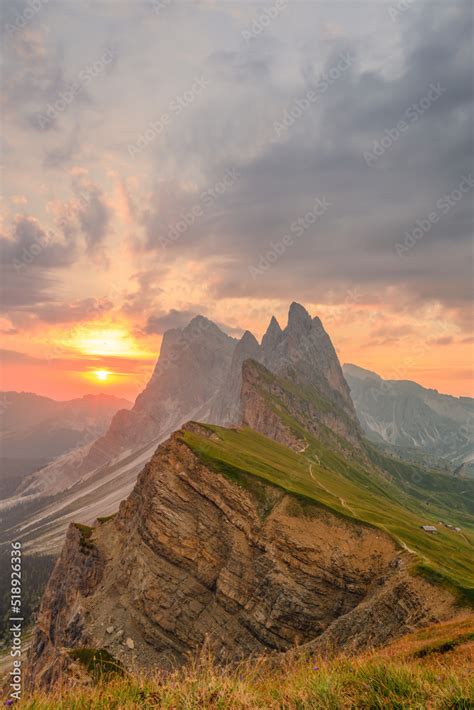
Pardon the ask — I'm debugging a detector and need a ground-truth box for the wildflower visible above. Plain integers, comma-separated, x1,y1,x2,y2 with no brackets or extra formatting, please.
313,665,319,671
5,701,14,707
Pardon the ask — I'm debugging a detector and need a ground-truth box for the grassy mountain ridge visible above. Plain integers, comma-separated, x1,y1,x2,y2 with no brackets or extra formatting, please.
182,423,474,604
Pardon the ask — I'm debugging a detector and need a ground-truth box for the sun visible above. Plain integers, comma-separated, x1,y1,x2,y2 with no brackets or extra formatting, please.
94,369,110,382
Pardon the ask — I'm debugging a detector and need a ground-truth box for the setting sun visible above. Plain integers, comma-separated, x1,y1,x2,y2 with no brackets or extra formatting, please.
94,369,110,381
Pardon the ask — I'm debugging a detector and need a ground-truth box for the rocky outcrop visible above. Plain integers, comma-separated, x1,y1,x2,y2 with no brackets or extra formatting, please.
208,303,364,441
241,359,365,455
262,303,358,425
209,330,263,426
25,423,455,689
210,303,361,434
308,573,452,655
240,361,306,451
24,524,104,688
261,315,283,352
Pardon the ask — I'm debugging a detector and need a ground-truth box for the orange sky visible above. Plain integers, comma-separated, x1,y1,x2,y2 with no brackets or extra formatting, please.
1,298,472,401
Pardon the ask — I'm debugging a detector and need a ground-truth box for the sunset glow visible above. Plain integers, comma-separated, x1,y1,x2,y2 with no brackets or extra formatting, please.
94,370,110,382
61,325,147,359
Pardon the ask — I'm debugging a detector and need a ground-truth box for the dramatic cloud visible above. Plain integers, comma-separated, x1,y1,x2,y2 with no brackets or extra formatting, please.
138,2,472,326
121,270,166,317
76,186,110,252
33,298,114,324
0,215,77,309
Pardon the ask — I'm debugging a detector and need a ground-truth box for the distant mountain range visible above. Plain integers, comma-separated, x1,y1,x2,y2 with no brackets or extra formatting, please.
0,392,131,499
343,364,474,477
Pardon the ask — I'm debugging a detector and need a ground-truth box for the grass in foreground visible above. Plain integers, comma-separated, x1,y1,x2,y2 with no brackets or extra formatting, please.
17,616,474,709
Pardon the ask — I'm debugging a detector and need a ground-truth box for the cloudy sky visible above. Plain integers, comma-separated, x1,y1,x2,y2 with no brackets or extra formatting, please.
1,0,473,399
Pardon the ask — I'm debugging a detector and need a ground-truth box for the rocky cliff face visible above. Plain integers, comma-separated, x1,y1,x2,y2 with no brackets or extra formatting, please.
241,359,365,456
26,423,455,689
25,523,105,688
240,361,304,451
212,302,360,434
209,330,262,426
262,303,357,423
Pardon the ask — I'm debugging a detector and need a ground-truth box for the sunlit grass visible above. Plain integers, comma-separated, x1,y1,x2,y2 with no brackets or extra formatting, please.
18,617,474,709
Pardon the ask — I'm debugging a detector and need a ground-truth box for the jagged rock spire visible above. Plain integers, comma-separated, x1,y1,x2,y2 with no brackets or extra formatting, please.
261,316,283,352
237,330,260,355
286,302,312,334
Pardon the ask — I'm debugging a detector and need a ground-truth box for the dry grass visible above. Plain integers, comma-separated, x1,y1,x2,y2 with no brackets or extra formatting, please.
18,616,474,709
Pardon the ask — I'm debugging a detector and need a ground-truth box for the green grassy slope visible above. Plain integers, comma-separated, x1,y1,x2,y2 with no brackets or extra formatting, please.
182,423,474,604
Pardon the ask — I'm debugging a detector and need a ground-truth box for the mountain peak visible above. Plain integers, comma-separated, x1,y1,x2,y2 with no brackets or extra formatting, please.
268,315,282,332
238,330,260,352
261,315,283,352
185,315,225,337
287,302,312,332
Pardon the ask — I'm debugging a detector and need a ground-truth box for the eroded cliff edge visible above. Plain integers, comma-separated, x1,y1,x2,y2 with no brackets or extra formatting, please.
25,422,455,689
